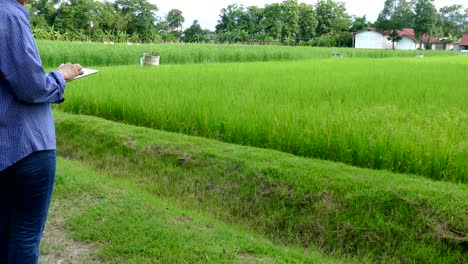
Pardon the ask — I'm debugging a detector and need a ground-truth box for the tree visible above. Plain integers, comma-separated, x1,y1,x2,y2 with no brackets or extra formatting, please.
297,3,318,40
438,5,466,38
54,0,94,34
397,0,414,28
27,0,169,42
114,0,158,41
92,1,117,33
349,15,371,32
315,0,350,35
114,9,128,33
375,0,413,49
216,4,246,33
183,20,204,43
281,0,300,41
465,8,468,34
261,3,284,41
166,9,185,32
244,6,264,37
28,0,60,26
412,0,437,49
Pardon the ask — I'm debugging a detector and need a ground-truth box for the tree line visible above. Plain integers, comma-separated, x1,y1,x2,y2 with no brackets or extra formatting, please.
27,0,467,46
375,0,468,49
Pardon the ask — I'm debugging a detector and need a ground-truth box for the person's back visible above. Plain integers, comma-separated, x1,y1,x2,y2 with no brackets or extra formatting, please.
0,1,84,263
0,0,65,171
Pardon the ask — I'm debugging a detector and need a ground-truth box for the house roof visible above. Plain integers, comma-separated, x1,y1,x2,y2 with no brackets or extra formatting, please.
398,28,415,40
461,34,468,46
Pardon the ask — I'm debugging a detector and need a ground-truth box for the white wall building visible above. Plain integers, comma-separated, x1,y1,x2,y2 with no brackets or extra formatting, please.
396,36,417,50
354,30,383,49
354,29,417,50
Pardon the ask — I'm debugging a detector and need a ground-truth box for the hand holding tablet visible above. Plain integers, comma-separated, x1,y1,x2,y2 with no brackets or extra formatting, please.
72,68,99,80
58,63,98,81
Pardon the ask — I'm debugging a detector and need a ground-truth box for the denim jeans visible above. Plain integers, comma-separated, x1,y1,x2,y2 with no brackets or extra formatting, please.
0,150,56,264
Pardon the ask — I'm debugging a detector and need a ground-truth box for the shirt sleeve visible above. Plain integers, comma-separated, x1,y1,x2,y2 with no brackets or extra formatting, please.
0,14,66,104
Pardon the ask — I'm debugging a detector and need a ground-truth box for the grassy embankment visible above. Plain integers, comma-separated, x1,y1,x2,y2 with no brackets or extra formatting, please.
57,57,467,182
37,40,460,67
40,158,334,263
51,111,467,263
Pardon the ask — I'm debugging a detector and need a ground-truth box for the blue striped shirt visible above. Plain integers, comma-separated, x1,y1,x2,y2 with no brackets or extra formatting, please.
0,0,66,171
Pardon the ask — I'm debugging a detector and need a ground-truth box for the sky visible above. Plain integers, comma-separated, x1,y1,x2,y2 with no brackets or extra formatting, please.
151,0,467,30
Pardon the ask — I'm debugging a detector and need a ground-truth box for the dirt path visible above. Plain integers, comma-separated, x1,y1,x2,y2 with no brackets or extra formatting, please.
39,202,99,264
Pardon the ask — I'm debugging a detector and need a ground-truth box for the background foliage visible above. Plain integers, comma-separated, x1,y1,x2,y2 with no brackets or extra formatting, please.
27,0,467,46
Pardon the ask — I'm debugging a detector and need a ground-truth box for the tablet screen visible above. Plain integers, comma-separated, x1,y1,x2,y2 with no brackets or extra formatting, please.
72,68,99,80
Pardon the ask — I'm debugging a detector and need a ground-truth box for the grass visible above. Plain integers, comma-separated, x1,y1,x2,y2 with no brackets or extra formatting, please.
40,158,336,263
37,40,460,68
57,57,468,182
53,111,468,263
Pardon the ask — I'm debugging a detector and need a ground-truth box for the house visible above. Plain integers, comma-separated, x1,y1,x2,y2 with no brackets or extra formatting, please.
395,28,419,50
353,29,387,49
354,28,417,50
453,34,468,52
353,28,436,50
431,38,455,51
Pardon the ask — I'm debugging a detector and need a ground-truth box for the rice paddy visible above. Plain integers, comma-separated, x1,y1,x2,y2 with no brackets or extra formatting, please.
38,40,459,67
36,41,468,263
44,46,467,182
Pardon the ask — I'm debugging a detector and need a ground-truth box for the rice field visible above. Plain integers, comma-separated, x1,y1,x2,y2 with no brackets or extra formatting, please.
37,40,460,68
54,53,468,183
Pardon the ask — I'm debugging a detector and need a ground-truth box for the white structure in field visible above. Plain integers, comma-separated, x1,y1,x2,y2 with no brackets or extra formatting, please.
354,28,419,50
354,30,387,49
396,36,417,50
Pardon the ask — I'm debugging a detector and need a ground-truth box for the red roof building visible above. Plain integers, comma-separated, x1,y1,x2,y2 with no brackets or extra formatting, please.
460,34,468,46
398,28,437,47
454,34,468,51
353,28,437,50
398,28,417,41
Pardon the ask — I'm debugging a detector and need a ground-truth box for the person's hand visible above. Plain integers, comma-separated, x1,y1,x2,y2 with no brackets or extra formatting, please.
57,63,84,81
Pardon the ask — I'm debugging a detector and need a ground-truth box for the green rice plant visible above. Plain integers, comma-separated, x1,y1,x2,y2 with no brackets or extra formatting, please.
57,57,468,183
38,40,459,68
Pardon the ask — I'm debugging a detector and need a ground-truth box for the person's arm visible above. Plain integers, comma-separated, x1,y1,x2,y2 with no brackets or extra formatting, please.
0,14,66,104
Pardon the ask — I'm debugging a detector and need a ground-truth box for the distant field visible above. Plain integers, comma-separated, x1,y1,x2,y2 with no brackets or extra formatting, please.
37,40,460,68
57,56,468,182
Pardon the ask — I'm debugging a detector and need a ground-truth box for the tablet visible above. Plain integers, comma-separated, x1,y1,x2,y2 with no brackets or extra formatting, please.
72,68,99,80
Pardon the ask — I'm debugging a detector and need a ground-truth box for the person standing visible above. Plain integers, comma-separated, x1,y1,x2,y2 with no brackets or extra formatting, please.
0,0,84,263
